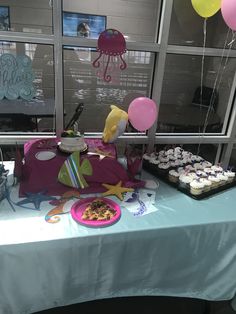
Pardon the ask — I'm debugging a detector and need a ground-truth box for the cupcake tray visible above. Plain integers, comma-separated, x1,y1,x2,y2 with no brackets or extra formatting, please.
143,160,236,200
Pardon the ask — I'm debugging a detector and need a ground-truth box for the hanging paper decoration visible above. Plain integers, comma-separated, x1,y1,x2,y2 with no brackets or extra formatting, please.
0,53,36,100
92,29,127,83
58,151,93,189
221,0,236,31
102,105,128,143
191,0,221,18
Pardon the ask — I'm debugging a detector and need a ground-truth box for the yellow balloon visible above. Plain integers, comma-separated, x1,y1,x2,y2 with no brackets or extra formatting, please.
191,0,221,18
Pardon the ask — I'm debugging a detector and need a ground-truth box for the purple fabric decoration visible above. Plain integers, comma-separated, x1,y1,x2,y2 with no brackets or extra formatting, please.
19,139,145,197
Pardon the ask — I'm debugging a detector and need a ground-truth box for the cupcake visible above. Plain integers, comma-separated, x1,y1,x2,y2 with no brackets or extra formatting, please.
177,167,185,175
211,165,223,173
185,164,195,172
179,173,194,189
158,156,169,163
201,161,212,168
157,162,171,175
149,157,160,165
174,147,183,154
168,169,180,183
208,174,221,189
196,170,208,178
204,168,215,176
143,152,157,161
193,163,204,170
216,172,229,186
194,155,204,162
190,179,205,195
200,178,212,192
166,148,174,155
223,170,235,183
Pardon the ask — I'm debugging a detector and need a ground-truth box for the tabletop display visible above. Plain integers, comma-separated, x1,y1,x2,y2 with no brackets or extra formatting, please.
143,146,236,200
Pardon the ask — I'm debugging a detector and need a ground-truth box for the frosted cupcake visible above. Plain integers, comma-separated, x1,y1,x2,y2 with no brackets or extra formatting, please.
193,163,204,170
143,153,154,161
168,169,180,183
200,178,212,192
179,173,194,189
158,156,169,163
216,172,229,186
194,155,204,162
149,156,160,165
196,170,207,178
190,179,205,195
177,167,185,175
201,161,212,168
157,162,171,175
204,168,215,176
166,148,174,155
211,165,223,173
223,170,235,183
185,164,195,172
208,174,221,189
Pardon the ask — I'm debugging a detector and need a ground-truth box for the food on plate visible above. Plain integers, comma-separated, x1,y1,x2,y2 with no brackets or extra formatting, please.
82,199,116,221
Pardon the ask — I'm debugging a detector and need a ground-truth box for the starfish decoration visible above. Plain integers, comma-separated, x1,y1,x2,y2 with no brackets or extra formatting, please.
16,191,57,210
102,181,134,201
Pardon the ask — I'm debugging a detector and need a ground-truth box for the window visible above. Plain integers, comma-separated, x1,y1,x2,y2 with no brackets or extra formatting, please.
0,0,236,167
63,47,155,132
0,41,54,133
0,0,53,34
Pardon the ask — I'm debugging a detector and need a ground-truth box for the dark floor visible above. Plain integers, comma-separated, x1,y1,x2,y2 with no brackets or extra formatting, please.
35,297,235,314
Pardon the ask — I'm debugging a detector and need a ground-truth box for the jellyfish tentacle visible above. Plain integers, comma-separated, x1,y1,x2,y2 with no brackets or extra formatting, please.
104,55,112,82
119,54,127,70
93,52,103,68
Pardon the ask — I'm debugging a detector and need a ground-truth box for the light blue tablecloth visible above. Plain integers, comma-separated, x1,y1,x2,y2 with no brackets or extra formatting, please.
0,162,236,314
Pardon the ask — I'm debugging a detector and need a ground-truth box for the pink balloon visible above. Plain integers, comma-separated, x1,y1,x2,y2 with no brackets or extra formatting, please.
221,0,236,31
128,97,158,132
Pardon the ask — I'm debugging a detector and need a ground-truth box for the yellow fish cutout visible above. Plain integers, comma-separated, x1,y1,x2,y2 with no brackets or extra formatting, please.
103,105,128,143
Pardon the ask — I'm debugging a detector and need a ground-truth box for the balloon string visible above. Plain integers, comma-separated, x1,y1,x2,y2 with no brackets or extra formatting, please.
199,29,235,140
197,18,207,155
197,29,235,155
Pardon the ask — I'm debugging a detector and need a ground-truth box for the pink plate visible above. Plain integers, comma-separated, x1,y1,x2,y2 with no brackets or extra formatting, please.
71,197,121,227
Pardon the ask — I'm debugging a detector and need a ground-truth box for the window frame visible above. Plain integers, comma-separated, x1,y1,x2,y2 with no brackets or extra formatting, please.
0,0,235,167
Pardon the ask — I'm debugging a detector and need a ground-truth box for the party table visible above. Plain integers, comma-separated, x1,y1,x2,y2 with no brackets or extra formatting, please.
1,162,236,314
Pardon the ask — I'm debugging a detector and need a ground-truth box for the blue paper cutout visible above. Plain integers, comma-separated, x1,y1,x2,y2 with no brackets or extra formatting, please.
16,191,57,210
125,190,147,217
0,53,36,100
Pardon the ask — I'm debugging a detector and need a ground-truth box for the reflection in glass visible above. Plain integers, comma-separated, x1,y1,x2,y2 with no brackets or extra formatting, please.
0,41,54,133
157,54,236,133
63,12,106,39
62,0,160,43
229,148,236,171
0,0,52,34
169,0,234,49
63,47,154,132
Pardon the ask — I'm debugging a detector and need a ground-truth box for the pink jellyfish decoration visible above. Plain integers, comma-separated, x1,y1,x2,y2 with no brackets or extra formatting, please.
92,29,127,83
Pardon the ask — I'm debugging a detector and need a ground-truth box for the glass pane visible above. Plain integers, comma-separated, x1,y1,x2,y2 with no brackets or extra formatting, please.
0,41,55,133
169,0,235,49
229,147,236,170
0,0,53,34
62,0,160,42
157,54,236,133
63,47,154,132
